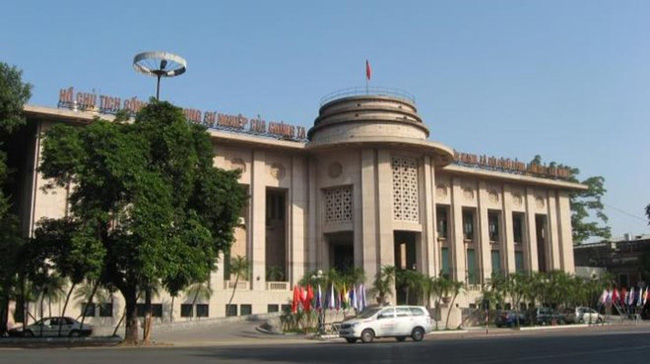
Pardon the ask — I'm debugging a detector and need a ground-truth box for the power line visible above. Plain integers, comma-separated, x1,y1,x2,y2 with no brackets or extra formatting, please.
604,204,648,223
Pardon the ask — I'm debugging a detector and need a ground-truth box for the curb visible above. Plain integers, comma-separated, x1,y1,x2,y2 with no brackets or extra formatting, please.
0,336,122,349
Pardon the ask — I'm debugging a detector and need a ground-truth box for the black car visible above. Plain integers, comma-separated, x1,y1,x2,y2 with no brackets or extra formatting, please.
495,310,530,327
529,307,565,325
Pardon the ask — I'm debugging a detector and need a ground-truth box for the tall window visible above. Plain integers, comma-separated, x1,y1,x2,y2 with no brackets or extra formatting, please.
467,249,478,284
440,247,450,278
515,251,525,272
491,250,501,275
436,206,448,239
488,212,500,243
463,211,475,241
513,213,524,245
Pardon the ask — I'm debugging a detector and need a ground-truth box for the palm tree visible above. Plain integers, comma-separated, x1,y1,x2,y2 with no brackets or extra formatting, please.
40,274,67,318
73,279,110,330
184,279,213,319
396,269,425,305
371,265,395,305
444,279,464,330
226,255,250,315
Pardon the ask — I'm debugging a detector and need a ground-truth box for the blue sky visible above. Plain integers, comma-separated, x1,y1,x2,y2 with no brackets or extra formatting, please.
3,0,649,239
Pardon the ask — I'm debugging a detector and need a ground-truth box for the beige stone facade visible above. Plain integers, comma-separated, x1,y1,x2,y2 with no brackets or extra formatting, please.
17,92,584,326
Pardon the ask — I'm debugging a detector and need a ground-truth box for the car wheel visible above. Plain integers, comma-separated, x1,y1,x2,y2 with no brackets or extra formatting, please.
360,329,374,343
411,327,425,342
345,338,357,344
578,318,584,324
596,317,603,324
24,330,34,338
69,330,81,337
396,336,406,342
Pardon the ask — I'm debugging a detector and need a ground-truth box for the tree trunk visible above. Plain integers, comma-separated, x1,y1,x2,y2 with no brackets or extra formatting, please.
169,296,174,323
0,291,9,335
39,293,44,337
21,277,28,329
58,282,76,337
123,287,138,345
434,298,441,331
444,292,459,330
226,274,240,316
79,281,100,331
142,288,152,343
48,297,52,318
112,307,126,337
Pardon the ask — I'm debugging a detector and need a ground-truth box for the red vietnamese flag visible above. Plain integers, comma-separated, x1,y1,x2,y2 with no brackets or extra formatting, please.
366,60,372,80
304,285,315,312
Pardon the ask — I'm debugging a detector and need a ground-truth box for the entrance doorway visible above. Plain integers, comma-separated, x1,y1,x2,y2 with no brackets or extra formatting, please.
394,231,418,305
327,232,354,274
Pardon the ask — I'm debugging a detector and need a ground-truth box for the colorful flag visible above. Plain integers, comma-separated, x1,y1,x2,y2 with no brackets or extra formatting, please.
358,283,366,311
350,284,357,311
305,285,315,312
328,284,336,310
315,284,322,311
366,60,372,80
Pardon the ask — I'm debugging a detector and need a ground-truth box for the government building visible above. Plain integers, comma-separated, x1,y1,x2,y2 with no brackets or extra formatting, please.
11,87,585,327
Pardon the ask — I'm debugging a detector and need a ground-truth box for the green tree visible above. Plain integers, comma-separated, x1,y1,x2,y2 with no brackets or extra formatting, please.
39,100,247,344
530,155,610,244
371,265,395,305
0,63,32,335
395,269,425,305
443,279,464,330
32,217,104,335
226,255,250,314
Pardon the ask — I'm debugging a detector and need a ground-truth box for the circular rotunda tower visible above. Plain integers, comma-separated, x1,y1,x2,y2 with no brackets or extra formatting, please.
306,88,454,286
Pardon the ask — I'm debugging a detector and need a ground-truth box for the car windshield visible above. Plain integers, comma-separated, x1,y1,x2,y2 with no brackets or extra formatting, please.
357,307,382,319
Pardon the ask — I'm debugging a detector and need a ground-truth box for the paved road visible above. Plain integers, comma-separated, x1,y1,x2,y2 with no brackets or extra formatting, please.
2,325,650,364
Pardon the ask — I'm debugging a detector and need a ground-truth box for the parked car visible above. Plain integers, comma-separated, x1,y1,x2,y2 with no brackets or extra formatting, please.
338,306,433,343
495,310,530,327
529,307,566,325
8,316,93,337
565,307,604,324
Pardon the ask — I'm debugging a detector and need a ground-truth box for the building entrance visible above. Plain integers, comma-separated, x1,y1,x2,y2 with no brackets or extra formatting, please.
394,231,418,305
327,231,354,274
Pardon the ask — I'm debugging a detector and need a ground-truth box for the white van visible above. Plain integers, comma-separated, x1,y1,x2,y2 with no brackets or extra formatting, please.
338,306,433,343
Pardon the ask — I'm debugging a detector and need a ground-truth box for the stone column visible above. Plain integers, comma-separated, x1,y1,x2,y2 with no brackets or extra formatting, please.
450,177,467,283
361,149,378,284
547,192,561,270
556,191,575,273
377,151,394,268
525,188,539,272
251,151,267,291
289,156,307,286
477,181,492,283
422,156,437,278
307,157,318,272
502,184,516,274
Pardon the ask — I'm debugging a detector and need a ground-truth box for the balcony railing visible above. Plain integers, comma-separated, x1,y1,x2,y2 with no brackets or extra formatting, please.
266,281,290,291
319,87,416,106
225,280,249,290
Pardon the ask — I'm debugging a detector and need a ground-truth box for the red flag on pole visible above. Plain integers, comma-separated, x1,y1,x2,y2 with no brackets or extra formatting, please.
366,60,372,80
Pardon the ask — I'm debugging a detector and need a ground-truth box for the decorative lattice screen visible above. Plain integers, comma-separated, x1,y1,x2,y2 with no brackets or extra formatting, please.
392,156,419,222
324,186,353,223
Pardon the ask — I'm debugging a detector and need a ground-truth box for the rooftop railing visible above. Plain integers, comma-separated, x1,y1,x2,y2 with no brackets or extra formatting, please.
319,87,416,106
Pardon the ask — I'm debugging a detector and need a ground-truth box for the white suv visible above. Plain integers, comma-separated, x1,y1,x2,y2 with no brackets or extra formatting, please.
338,306,433,343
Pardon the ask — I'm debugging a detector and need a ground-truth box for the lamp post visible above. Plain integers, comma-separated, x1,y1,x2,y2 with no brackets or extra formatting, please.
311,270,324,335
133,51,187,101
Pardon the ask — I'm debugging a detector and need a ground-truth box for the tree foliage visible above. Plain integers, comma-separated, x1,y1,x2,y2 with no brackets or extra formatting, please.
531,155,610,244
0,63,31,335
38,100,247,343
